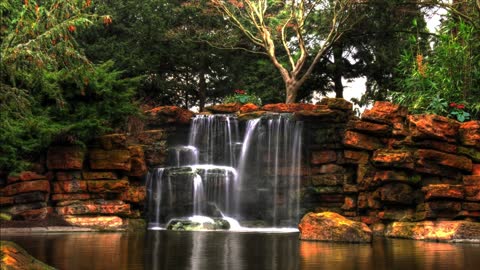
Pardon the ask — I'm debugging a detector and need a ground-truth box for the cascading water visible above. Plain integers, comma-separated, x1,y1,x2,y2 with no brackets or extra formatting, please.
146,113,302,229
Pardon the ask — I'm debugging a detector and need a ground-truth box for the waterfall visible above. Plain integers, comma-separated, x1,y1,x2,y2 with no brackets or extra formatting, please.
146,113,302,229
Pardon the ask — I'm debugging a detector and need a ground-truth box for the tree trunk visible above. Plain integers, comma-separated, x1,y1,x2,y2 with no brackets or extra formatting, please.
333,45,344,98
285,80,299,104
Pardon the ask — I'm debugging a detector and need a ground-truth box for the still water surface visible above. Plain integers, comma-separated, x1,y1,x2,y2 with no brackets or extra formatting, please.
3,231,480,270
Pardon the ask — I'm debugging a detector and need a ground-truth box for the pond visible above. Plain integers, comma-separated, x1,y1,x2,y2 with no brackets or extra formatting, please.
3,231,480,270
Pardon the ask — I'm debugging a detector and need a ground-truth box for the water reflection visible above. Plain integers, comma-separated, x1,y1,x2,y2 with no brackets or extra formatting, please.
2,232,480,270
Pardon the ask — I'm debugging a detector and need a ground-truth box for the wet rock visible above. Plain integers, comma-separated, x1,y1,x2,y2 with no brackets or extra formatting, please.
317,98,353,111
119,185,146,204
463,175,480,186
408,114,460,142
343,131,384,151
459,121,480,148
47,146,85,170
98,133,127,150
63,215,124,229
311,174,345,186
312,164,346,174
373,170,421,184
166,218,230,231
378,209,415,221
361,101,408,124
347,120,391,135
87,179,129,193
385,221,480,242
145,106,194,125
0,241,57,270
465,185,480,202
372,149,414,169
89,149,131,171
239,103,260,113
262,103,320,113
422,184,464,200
205,102,241,113
298,212,372,242
311,150,337,164
13,192,49,204
237,111,268,121
1,180,50,197
415,149,472,172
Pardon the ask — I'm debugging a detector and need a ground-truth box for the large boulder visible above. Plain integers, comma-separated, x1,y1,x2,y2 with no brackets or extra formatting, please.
145,105,194,125
298,212,372,243
408,114,460,142
0,241,56,270
385,221,480,242
361,101,408,124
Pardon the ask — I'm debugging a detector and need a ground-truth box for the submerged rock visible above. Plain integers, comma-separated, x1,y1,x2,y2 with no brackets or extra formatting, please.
385,221,480,242
298,212,372,243
0,240,56,270
166,217,230,231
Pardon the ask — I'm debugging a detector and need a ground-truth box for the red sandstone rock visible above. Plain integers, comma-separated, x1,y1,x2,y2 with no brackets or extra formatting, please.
378,183,415,205
459,121,480,148
52,180,88,194
7,171,46,184
17,207,50,221
463,175,480,186
0,241,56,269
47,146,85,170
145,105,194,125
0,196,14,206
422,184,464,200
262,103,320,113
237,111,268,121
343,150,370,164
56,171,82,181
294,108,349,122
87,179,129,193
311,150,337,164
89,149,131,171
312,164,346,174
136,129,168,145
425,201,462,212
462,202,480,211
473,164,480,175
51,193,103,201
55,200,130,215
347,120,391,135
13,192,49,204
63,215,124,229
465,185,480,201
415,149,472,172
341,196,356,210
317,98,353,111
361,101,408,124
239,103,260,113
128,145,147,177
98,133,127,150
310,174,345,186
408,114,460,142
372,149,415,169
377,209,415,221
1,180,50,197
385,221,480,241
373,170,420,184
119,185,147,204
82,171,117,180
298,212,372,242
343,130,384,151
205,102,241,113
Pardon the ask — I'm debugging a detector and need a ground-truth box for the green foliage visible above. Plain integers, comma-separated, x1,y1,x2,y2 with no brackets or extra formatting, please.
223,89,262,106
0,1,139,172
392,16,480,120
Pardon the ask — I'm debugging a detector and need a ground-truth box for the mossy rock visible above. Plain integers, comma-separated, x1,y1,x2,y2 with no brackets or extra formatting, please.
166,218,230,231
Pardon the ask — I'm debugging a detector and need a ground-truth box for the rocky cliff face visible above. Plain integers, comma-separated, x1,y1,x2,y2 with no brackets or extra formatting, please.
1,100,479,230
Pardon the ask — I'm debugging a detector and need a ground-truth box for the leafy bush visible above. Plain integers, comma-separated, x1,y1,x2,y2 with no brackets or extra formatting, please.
223,89,262,106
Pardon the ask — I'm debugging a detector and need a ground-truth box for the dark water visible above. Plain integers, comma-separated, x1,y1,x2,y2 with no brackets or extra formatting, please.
2,231,480,270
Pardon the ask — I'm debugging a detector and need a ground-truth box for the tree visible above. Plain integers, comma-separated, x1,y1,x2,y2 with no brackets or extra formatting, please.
211,0,356,103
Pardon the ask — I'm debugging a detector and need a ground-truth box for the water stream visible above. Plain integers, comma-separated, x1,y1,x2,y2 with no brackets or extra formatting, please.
146,113,303,229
